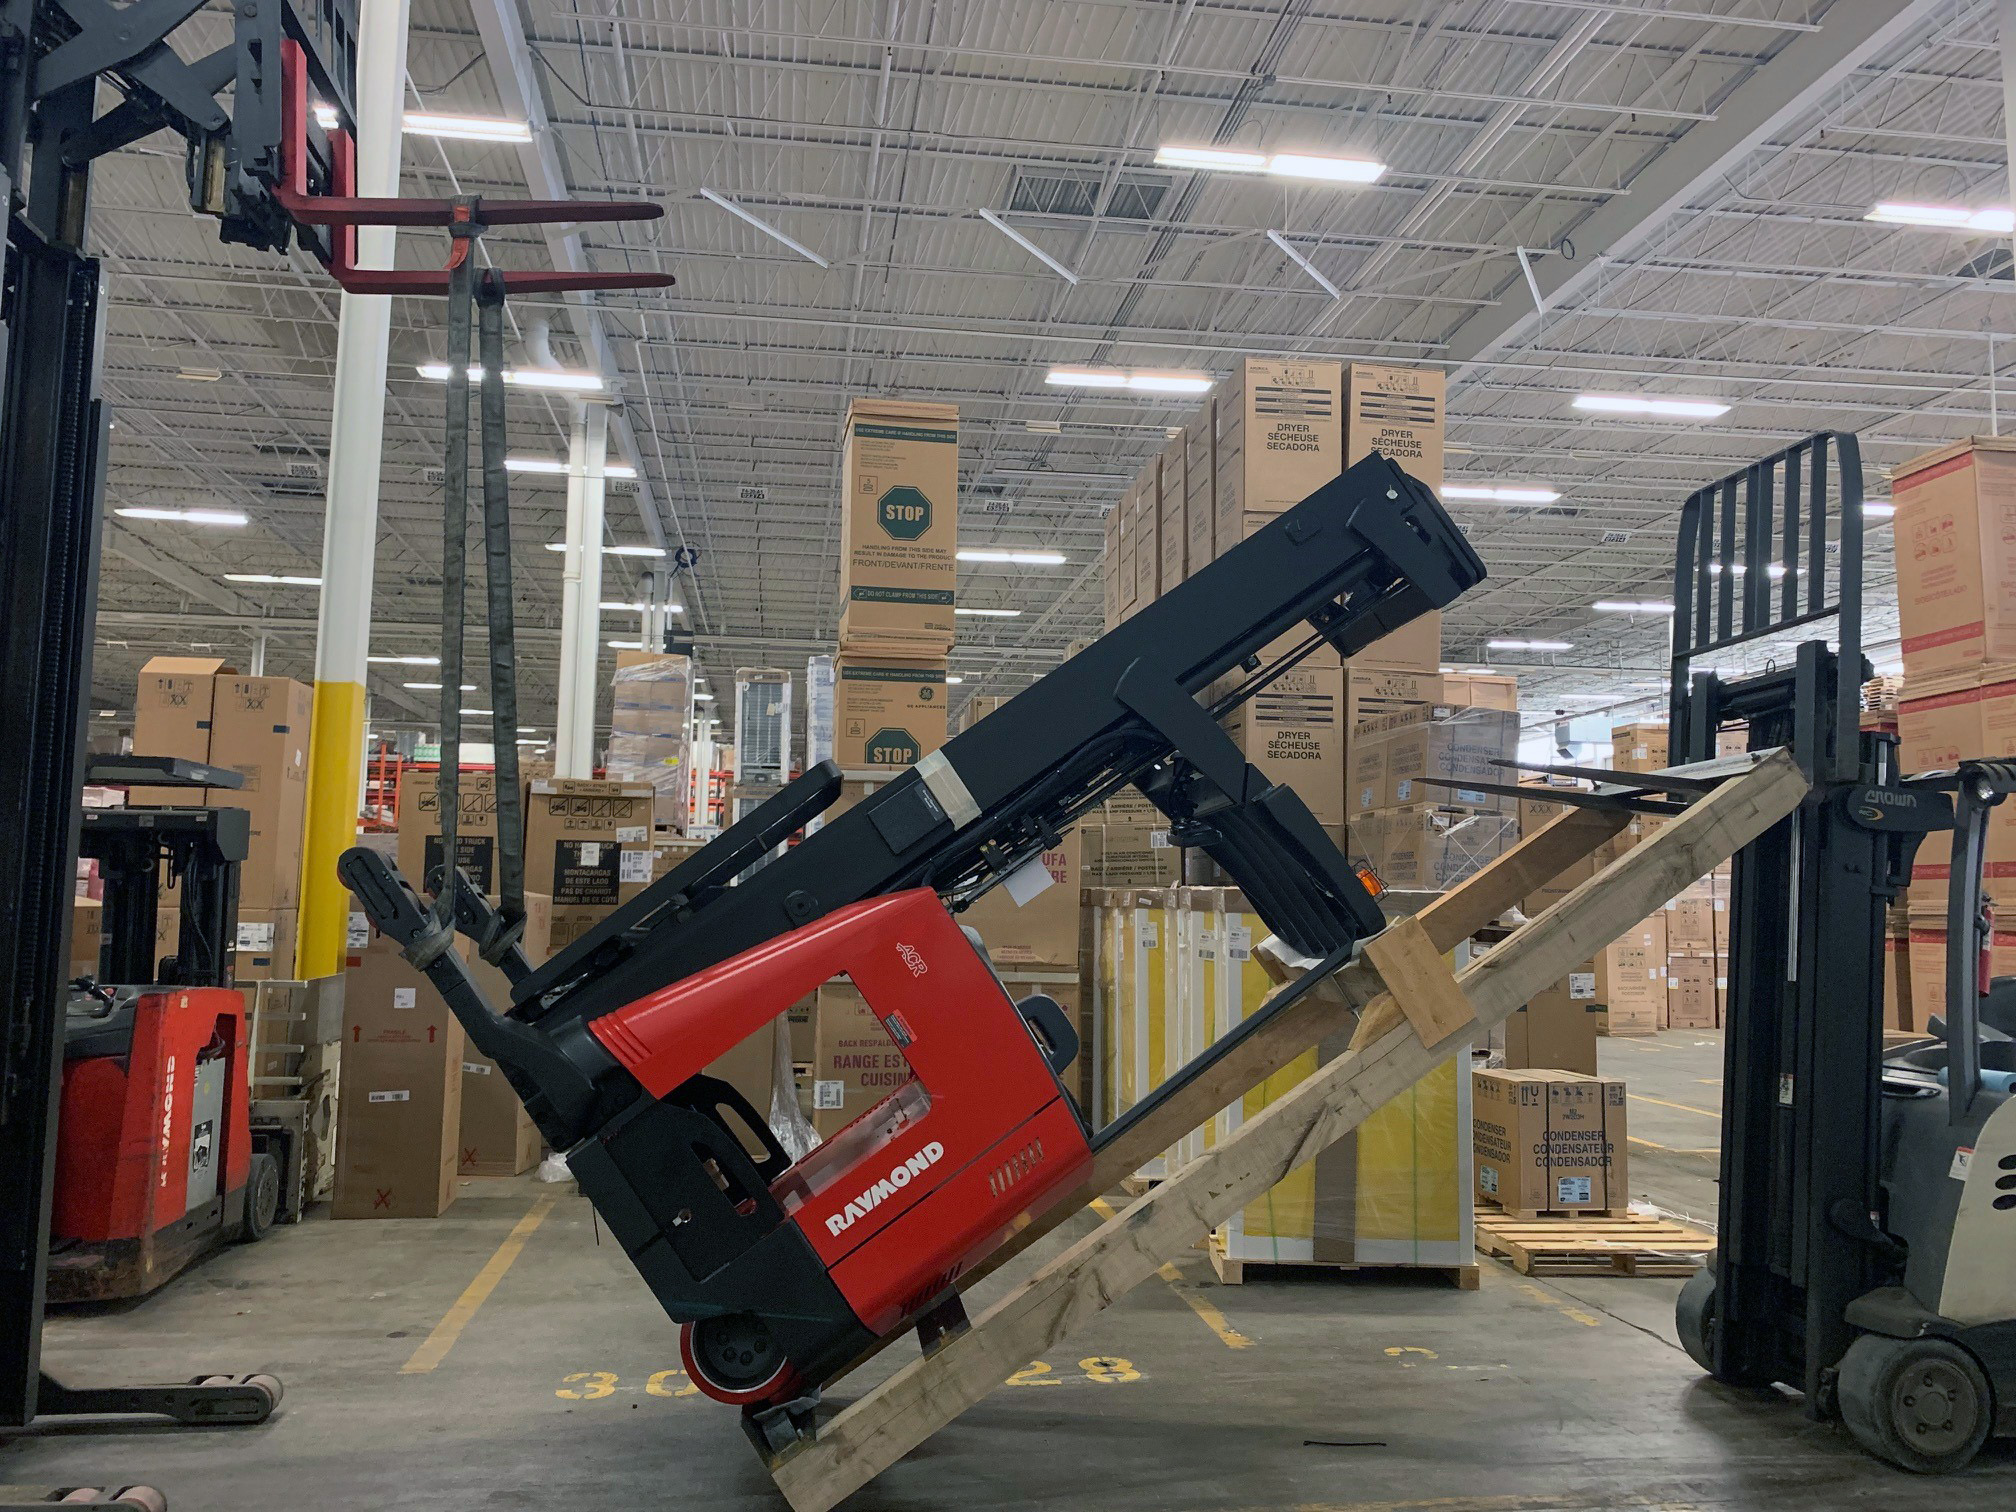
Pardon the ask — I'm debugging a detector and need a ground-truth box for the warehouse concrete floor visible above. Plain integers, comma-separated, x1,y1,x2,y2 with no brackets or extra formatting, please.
11,1031,2010,1509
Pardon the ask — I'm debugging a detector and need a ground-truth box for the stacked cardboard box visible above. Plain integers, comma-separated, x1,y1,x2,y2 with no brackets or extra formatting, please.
961,831,1082,971
1472,1069,1628,1214
834,396,957,766
1611,721,1669,773
604,651,692,831
1663,878,1725,1030
397,770,500,899
131,659,314,975
333,935,466,1219
1218,663,1345,825
1080,792,1178,887
522,776,656,918
1346,700,1519,892
1896,673,2016,915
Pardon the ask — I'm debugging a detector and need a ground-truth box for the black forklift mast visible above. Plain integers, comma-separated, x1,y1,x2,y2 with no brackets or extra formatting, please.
1672,433,1948,1408
341,452,1487,1147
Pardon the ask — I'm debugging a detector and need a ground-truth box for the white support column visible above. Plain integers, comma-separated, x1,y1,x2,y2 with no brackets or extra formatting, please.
555,403,609,777
295,0,411,977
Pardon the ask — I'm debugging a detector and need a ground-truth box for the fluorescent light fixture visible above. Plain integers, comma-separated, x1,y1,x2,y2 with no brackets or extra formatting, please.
1863,500,1896,519
402,682,477,691
946,675,965,685
462,708,495,717
506,457,639,479
601,600,683,612
544,542,667,557
223,573,320,585
1265,152,1386,184
1592,600,1676,614
693,692,715,702
403,112,532,143
1044,367,1213,395
957,549,1068,565
1572,393,1729,419
1629,681,1667,690
698,188,830,268
1442,484,1561,505
115,507,247,526
605,639,644,650
977,208,1079,285
1155,146,1268,173
1045,368,1129,389
1487,639,1574,652
955,607,1022,618
515,738,548,745
368,654,441,665
414,363,605,393
1707,562,1787,578
1866,202,2015,234
1155,146,1385,184
176,366,222,383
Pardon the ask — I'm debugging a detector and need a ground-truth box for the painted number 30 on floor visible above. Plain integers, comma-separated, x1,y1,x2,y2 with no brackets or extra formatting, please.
555,1358,1143,1400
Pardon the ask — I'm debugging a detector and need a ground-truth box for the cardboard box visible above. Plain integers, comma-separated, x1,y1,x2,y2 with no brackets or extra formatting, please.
459,1049,541,1177
1102,503,1123,630
1472,1069,1628,1214
1664,883,1720,953
1344,364,1443,668
1884,927,1913,1033
1214,357,1343,542
1364,704,1519,811
1345,362,1444,490
523,777,656,907
1594,919,1667,1037
809,979,910,1139
1081,824,1179,887
70,897,103,979
1897,673,2016,907
1666,954,1721,1030
832,655,949,767
1343,667,1517,730
1130,474,1160,608
203,675,312,909
1157,438,1187,594
1612,722,1669,772
1223,663,1345,824
130,655,234,805
837,397,958,656
1184,410,1215,577
1115,481,1140,619
959,831,1082,969
396,770,499,898
234,908,300,982
1890,436,2016,682
333,941,465,1218
952,693,1011,735
1504,978,1600,1076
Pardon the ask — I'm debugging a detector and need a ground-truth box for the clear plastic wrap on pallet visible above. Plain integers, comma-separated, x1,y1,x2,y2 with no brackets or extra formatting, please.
804,655,837,834
606,652,692,832
733,668,793,786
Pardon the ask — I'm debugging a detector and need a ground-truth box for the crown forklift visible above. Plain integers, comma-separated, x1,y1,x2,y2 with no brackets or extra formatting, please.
1656,433,2015,1472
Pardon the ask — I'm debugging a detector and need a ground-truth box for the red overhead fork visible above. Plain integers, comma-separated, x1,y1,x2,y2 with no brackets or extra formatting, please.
273,39,676,296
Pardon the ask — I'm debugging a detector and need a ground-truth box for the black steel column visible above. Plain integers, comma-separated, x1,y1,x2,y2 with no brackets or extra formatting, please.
0,223,109,1426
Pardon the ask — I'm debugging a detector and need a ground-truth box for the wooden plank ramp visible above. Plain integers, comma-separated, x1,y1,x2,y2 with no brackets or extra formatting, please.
1475,1207,1714,1278
762,753,1806,1512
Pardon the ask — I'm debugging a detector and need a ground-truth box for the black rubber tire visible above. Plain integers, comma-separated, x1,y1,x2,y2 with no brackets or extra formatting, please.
1838,1333,1994,1474
1676,1265,1775,1388
242,1153,280,1242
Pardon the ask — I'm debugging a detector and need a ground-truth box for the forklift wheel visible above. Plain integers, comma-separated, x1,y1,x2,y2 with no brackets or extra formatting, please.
1838,1333,1993,1474
1677,1267,1776,1388
241,1154,279,1242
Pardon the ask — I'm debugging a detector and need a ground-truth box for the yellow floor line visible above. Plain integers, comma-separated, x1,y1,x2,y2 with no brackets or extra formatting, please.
1629,1092,1722,1121
1695,1076,1722,1085
1629,1135,1720,1157
1091,1197,1252,1350
401,1193,559,1374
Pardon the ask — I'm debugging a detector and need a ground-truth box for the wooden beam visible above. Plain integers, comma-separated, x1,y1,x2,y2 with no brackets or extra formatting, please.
768,752,1807,1512
1362,916,1472,1046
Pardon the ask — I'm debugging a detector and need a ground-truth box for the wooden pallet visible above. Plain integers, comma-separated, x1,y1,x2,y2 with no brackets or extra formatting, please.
1208,1234,1478,1290
1475,1209,1714,1278
1480,1201,1624,1221
1119,1174,1160,1198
